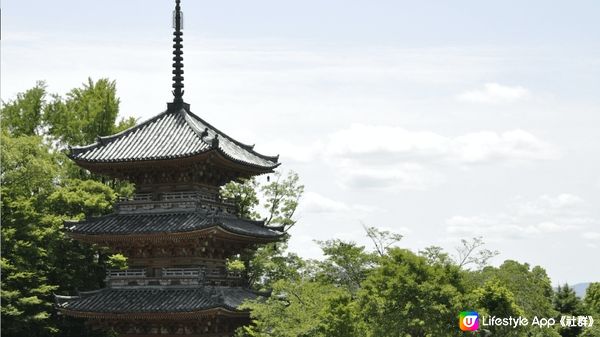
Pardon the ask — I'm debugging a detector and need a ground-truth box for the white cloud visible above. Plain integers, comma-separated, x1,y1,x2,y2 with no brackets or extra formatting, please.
582,232,600,240
457,83,530,103
323,124,558,165
336,164,445,191
451,130,559,163
298,191,382,215
318,124,557,190
516,193,585,217
445,194,595,240
277,124,558,190
299,192,351,213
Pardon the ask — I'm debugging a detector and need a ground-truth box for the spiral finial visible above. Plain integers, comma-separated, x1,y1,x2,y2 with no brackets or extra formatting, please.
172,0,184,105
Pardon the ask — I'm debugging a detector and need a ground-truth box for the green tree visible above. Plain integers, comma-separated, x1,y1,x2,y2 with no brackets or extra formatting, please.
554,284,583,337
262,171,304,230
475,261,556,318
1,133,61,336
43,78,135,146
239,279,351,337
363,224,403,257
359,248,464,337
315,239,375,294
221,178,260,219
473,281,525,337
1,80,135,337
583,283,600,315
579,325,600,337
1,81,46,136
222,171,304,289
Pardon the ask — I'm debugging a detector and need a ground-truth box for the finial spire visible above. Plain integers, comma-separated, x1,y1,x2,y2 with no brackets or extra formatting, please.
171,0,184,106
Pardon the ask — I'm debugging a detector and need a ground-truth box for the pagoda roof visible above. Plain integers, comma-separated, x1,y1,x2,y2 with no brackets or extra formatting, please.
55,286,256,318
68,106,279,170
65,210,284,239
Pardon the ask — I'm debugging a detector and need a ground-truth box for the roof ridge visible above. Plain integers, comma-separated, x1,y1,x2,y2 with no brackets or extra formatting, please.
185,109,280,162
181,109,213,149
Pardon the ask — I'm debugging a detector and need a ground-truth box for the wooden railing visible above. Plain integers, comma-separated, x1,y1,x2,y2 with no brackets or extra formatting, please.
107,269,146,278
162,267,201,277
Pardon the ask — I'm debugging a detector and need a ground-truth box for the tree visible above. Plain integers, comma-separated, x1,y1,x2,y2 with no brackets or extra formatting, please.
579,325,600,337
359,248,464,337
239,279,349,337
475,261,556,319
315,239,375,295
43,78,135,146
473,281,525,337
221,171,304,289
221,178,260,219
0,133,61,336
583,283,600,315
455,236,499,270
553,284,583,337
261,171,304,230
363,224,403,257
1,81,46,136
1,81,135,337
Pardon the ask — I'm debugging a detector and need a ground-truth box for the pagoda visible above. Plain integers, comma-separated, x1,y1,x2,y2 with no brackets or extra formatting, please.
54,1,284,336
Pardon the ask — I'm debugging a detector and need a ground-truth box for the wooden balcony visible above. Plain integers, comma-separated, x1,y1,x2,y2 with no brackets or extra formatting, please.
116,191,236,214
105,267,243,288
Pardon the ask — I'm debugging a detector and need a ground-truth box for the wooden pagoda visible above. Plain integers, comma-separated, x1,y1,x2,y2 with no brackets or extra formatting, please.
55,1,284,336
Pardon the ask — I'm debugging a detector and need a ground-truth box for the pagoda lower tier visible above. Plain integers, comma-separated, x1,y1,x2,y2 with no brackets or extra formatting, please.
56,286,258,337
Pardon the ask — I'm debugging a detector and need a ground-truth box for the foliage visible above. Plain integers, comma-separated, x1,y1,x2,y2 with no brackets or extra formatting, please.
554,284,584,337
106,254,128,271
455,236,499,270
359,248,465,337
473,281,524,337
0,81,46,136
222,171,304,290
363,224,403,257
1,133,61,336
583,283,600,315
475,261,557,318
1,80,133,337
221,178,260,219
261,171,304,230
43,78,135,146
315,239,375,294
239,279,352,337
579,325,600,337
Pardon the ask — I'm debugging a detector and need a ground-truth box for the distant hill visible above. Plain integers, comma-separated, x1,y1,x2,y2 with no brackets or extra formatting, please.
571,282,590,298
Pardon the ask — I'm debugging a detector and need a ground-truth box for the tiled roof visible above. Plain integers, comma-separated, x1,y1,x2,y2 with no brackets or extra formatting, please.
65,210,284,238
56,287,255,313
68,107,279,169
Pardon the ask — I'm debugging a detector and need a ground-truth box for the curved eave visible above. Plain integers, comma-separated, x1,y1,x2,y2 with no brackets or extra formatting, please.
57,307,248,320
67,225,285,245
68,148,279,173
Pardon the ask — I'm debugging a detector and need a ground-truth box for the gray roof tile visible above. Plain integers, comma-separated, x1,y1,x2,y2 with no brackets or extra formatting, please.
57,287,256,313
69,108,279,169
65,210,284,238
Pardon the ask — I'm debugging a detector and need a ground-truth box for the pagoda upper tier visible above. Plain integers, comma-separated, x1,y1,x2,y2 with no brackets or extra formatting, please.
68,103,279,185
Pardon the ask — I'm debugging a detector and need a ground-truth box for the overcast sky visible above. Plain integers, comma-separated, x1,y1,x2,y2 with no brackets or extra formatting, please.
3,0,599,284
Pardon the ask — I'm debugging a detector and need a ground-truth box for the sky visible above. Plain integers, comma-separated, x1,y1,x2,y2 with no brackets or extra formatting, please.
2,0,599,284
